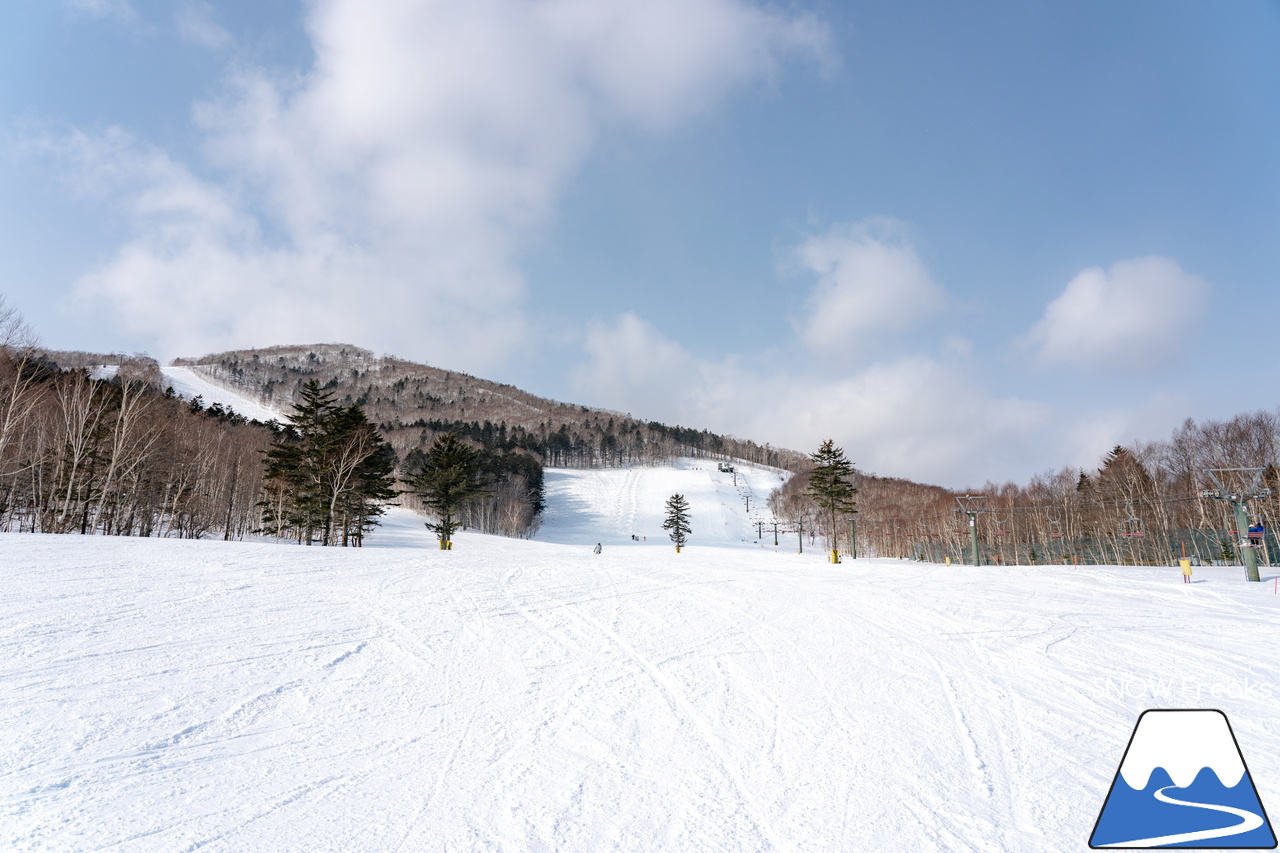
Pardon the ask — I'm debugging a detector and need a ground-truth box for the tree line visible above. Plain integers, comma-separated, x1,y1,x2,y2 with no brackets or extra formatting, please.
0,348,271,539
399,433,545,540
0,344,541,546
0,279,568,545
768,412,1280,568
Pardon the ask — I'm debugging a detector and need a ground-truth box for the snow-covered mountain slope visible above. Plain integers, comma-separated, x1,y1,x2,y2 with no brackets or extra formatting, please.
159,365,284,423
3,519,1278,851
535,459,788,548
155,361,789,549
174,344,808,473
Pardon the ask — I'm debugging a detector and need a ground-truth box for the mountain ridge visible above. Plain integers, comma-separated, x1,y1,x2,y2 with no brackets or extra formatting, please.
171,342,808,472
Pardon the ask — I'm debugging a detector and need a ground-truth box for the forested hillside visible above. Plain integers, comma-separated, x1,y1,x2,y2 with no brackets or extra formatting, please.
0,349,271,539
21,334,1280,567
175,343,806,471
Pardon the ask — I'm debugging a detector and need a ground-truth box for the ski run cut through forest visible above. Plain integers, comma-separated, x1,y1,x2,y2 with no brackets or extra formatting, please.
1,361,1278,851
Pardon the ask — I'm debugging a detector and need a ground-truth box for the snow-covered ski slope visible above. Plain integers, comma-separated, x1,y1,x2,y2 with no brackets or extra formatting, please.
3,510,1278,852
11,364,1275,850
158,362,789,549
535,459,786,547
160,365,284,423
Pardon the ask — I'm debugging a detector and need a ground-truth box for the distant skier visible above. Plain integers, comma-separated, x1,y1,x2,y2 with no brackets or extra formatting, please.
593,542,601,554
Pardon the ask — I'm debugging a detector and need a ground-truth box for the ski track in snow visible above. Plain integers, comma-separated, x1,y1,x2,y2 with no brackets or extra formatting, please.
534,460,787,549
3,508,1278,851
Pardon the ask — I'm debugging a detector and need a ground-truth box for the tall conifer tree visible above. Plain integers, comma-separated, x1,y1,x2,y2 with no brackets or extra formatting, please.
806,439,858,561
663,493,691,552
410,432,488,549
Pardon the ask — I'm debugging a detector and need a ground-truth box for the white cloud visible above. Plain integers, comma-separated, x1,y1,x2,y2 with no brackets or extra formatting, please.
1025,256,1209,371
793,219,946,359
575,313,692,399
61,0,832,368
542,0,836,131
1060,390,1193,474
175,1,232,50
52,127,526,368
572,312,1052,487
755,357,1051,487
567,246,1218,487
571,247,1210,486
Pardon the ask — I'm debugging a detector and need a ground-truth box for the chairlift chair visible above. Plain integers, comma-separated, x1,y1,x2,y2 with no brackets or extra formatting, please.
1045,506,1065,539
1119,500,1145,538
992,510,1011,535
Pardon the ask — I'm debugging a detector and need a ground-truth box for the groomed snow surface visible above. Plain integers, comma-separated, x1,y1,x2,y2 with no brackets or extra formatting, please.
535,459,785,548
4,458,1279,852
159,366,285,424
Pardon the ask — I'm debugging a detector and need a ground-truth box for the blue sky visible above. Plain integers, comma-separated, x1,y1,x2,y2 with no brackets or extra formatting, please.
2,0,1278,487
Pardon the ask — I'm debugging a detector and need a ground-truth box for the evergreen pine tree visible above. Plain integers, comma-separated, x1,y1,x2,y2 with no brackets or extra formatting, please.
663,493,691,552
806,439,858,562
410,433,488,549
261,380,335,543
260,381,396,546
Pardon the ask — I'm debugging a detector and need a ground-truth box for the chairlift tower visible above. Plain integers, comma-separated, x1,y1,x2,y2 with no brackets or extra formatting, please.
955,495,988,566
1200,468,1271,582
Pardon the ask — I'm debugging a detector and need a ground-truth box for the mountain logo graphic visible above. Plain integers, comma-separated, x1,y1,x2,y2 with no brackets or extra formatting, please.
1090,709,1276,849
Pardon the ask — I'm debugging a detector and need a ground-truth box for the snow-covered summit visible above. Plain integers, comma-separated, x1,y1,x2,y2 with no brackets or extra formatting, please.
1118,709,1247,789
